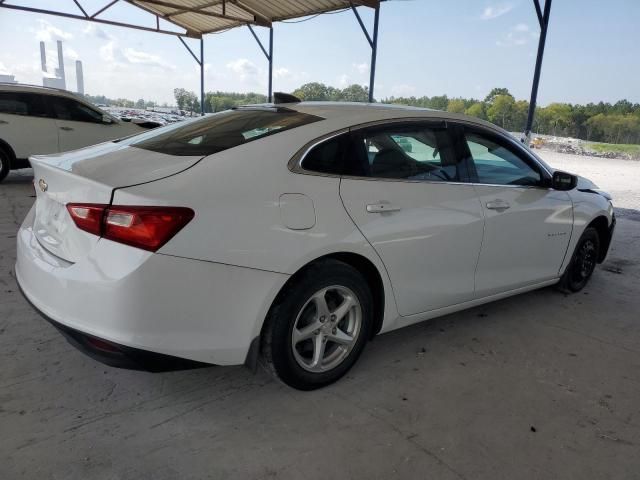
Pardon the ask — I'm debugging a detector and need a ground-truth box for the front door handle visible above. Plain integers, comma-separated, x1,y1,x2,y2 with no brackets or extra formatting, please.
366,202,401,213
0,119,8,125
59,126,74,131
486,199,511,210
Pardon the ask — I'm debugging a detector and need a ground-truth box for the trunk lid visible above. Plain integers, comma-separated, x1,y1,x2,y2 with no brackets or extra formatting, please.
29,142,202,262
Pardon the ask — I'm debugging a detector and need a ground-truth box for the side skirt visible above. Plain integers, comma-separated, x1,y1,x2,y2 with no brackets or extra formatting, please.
386,278,559,332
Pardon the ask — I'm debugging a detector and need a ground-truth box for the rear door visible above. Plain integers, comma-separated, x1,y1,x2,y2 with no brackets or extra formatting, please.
48,95,123,152
0,91,59,158
454,125,573,297
338,121,484,316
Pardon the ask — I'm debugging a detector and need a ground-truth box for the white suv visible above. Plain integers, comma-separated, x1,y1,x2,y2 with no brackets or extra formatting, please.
0,83,153,181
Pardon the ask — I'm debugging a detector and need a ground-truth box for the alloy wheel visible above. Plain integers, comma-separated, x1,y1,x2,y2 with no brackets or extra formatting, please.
291,285,362,373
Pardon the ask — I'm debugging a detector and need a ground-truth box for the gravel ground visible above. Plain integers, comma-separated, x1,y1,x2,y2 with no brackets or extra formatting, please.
536,150,640,218
1,157,639,480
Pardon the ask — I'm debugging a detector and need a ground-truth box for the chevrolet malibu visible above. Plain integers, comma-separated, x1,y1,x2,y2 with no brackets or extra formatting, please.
16,99,615,390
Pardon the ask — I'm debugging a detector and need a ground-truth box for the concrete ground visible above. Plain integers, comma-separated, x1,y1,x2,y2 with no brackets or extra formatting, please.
1,152,639,480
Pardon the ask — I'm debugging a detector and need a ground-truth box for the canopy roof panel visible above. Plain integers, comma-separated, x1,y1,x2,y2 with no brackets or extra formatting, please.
128,0,379,36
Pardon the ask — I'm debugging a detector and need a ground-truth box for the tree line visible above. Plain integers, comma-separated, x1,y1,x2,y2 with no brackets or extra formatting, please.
89,83,640,145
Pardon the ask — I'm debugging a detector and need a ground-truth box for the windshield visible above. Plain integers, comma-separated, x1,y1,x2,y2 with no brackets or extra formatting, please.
124,108,323,156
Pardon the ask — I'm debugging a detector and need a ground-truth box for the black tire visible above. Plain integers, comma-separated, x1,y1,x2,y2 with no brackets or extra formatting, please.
557,227,600,293
261,259,373,390
0,146,10,183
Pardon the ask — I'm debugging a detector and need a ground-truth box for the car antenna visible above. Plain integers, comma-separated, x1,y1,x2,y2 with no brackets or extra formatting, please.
273,92,301,104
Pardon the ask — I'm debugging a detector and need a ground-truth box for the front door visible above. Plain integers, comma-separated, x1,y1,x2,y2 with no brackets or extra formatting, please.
458,126,573,297
339,121,484,316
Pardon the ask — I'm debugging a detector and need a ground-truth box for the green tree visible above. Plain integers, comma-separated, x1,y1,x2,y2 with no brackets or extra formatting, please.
487,94,515,128
292,82,329,101
135,98,145,109
465,102,486,120
340,84,369,102
485,87,513,104
446,98,466,114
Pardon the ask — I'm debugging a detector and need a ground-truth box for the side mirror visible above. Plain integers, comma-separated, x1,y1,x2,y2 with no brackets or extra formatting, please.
551,170,577,191
102,114,113,124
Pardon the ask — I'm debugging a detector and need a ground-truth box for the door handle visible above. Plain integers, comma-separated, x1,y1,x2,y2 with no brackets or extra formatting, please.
486,200,510,210
366,202,401,213
0,119,8,125
59,126,74,131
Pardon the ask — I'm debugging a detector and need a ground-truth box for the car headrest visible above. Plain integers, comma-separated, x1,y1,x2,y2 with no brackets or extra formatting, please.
371,149,412,178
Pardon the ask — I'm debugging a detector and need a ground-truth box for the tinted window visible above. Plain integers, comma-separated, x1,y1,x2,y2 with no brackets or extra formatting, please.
300,135,347,175
464,131,541,186
50,97,104,123
0,92,48,117
350,124,461,182
130,108,323,156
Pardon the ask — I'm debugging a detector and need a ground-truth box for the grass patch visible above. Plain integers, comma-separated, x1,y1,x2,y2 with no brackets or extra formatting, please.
586,143,640,156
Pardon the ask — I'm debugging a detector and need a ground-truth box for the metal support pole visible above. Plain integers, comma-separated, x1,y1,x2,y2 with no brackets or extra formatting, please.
248,24,273,102
200,37,205,115
268,27,273,102
350,2,380,103
524,0,552,140
368,6,379,103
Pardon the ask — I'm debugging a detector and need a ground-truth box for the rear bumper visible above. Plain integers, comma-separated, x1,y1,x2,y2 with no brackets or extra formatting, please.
16,205,289,367
18,280,206,372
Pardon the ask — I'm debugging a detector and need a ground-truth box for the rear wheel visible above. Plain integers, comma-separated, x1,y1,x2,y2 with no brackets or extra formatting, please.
0,147,10,183
558,227,600,293
261,260,373,390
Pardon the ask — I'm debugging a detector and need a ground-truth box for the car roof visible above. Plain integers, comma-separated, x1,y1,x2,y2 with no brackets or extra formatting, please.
271,101,504,135
0,82,84,100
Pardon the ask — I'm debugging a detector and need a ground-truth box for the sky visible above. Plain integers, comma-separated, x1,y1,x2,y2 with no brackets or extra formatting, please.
0,0,638,106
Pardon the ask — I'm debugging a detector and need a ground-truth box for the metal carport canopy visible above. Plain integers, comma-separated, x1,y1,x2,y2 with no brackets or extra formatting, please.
0,0,381,109
1,0,551,138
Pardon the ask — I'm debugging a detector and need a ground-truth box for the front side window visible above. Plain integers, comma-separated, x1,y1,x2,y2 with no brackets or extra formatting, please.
349,124,461,182
50,97,104,123
464,131,541,186
0,92,48,117
128,108,323,156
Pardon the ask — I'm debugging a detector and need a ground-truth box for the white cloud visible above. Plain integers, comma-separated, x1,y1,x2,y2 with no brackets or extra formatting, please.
274,67,292,80
353,63,368,75
480,3,513,20
123,48,175,70
391,84,417,96
496,23,537,47
83,23,112,41
34,20,72,42
338,73,350,87
65,47,80,61
226,58,259,82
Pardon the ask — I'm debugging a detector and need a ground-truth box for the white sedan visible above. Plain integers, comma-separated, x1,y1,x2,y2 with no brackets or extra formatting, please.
16,99,615,390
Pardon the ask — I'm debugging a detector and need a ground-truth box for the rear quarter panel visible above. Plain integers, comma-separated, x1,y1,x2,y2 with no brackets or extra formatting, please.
112,124,400,334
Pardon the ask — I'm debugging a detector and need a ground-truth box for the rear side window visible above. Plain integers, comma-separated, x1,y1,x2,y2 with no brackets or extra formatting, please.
0,92,49,117
300,135,348,175
129,108,323,156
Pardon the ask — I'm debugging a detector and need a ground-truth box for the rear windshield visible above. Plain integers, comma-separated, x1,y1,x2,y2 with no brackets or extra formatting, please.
127,108,323,156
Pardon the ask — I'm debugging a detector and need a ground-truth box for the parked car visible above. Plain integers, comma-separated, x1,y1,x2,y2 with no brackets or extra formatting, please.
16,99,615,390
0,83,156,182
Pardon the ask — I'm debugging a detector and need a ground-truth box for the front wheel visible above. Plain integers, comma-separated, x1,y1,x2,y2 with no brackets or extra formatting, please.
0,147,10,183
557,227,600,293
261,260,373,390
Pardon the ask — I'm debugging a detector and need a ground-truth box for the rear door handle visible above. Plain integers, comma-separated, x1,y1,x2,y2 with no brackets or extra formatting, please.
366,202,401,213
486,200,510,210
0,119,8,125
59,126,74,131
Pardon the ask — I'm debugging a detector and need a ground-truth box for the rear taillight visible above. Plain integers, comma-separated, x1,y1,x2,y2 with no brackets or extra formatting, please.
66,204,194,252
